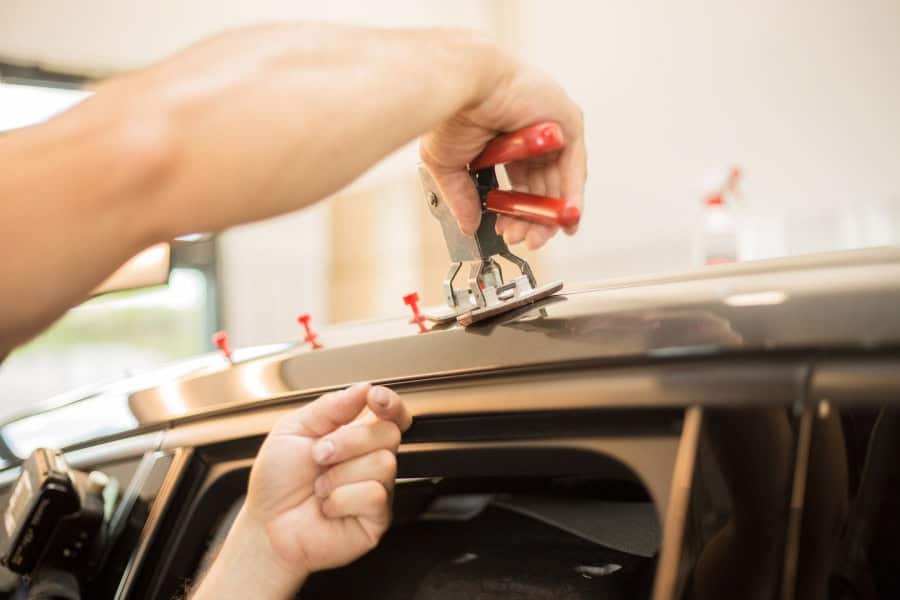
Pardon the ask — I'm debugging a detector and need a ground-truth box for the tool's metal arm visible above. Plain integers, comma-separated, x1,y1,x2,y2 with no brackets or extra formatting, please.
418,121,571,326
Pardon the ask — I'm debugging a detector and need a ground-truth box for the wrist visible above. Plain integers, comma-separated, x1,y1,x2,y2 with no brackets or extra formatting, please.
412,27,509,113
192,506,307,600
448,28,511,110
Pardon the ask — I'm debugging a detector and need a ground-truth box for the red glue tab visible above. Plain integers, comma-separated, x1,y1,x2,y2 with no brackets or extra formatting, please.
296,313,323,349
470,122,565,170
212,330,233,363
402,292,419,306
403,292,429,334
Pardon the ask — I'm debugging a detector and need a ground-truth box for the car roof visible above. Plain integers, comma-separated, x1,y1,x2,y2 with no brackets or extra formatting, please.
2,246,899,462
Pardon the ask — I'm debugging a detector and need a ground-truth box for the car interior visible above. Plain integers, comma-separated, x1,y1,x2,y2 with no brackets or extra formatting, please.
0,360,897,599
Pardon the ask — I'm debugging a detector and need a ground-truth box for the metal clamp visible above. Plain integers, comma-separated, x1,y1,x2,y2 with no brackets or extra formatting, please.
419,166,562,326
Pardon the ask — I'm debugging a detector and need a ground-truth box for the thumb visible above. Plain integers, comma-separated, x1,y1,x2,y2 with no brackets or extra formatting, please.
431,168,483,236
273,382,372,437
422,157,481,235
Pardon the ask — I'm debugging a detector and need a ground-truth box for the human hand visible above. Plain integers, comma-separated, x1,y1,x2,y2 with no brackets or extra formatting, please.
420,52,586,250
1,22,588,360
191,383,411,599
247,382,411,573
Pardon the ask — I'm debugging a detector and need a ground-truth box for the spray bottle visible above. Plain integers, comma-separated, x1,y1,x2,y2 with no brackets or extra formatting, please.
694,167,742,266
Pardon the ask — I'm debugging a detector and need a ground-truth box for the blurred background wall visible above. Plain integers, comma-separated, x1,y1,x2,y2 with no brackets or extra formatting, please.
1,0,898,407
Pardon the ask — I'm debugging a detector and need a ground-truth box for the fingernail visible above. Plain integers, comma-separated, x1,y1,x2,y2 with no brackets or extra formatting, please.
313,439,335,464
370,386,391,408
346,381,370,395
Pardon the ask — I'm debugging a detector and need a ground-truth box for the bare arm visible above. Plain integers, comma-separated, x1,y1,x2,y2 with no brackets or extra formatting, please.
191,383,413,599
0,23,584,356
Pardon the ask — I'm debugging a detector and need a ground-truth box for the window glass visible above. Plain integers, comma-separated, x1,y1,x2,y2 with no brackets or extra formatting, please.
0,269,210,420
0,82,89,131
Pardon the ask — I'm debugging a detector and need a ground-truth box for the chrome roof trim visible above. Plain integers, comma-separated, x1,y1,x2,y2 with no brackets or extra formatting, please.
2,248,898,454
156,361,808,453
564,246,900,294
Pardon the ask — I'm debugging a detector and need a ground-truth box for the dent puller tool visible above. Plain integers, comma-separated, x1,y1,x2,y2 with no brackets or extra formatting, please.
420,121,580,326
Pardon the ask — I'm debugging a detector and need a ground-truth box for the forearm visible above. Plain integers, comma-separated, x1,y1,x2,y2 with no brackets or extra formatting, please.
0,23,506,355
117,23,507,237
190,506,306,600
0,97,168,355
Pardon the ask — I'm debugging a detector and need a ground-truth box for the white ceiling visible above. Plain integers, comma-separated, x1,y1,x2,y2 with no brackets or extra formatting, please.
0,0,498,74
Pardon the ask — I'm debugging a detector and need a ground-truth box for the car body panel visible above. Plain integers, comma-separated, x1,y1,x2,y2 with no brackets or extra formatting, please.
0,247,898,600
1,247,898,464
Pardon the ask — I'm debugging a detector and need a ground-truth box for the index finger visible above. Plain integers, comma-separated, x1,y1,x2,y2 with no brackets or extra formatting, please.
559,129,586,236
367,385,413,432
273,382,372,437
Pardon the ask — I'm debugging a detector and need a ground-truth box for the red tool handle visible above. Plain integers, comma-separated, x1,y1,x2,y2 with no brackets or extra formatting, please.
470,121,579,228
469,122,565,170
485,190,581,229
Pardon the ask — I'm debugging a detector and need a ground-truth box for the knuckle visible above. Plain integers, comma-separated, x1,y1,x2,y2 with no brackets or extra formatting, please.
375,419,401,443
317,470,332,493
321,497,338,517
418,137,439,165
363,523,385,550
316,390,340,405
366,535,381,551
385,424,402,449
368,482,389,505
567,103,585,129
373,449,397,477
